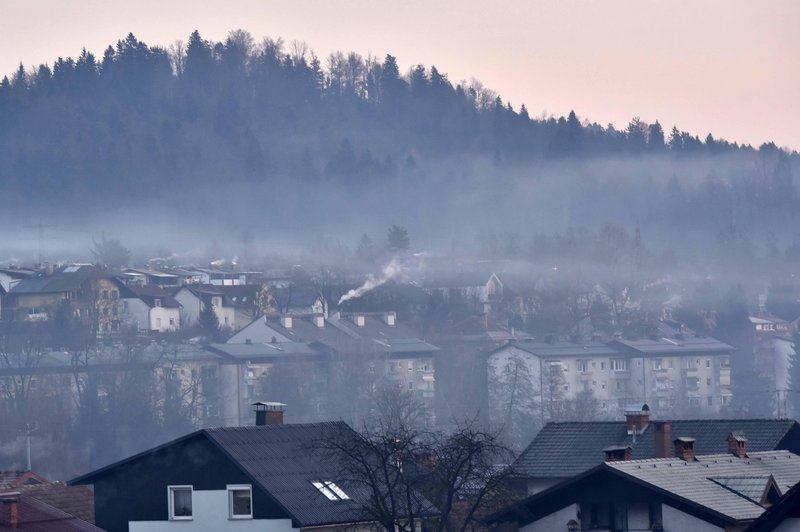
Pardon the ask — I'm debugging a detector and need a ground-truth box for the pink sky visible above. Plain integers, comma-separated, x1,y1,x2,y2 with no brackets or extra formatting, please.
2,0,798,149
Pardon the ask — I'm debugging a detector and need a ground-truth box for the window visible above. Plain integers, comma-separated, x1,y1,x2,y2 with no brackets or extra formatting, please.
653,359,662,370
669,360,674,369
168,486,193,520
312,481,350,501
611,359,628,371
706,378,712,386
707,397,713,406
408,361,413,371
227,485,252,519
169,317,175,326
154,298,162,307
408,381,414,390
600,362,606,370
706,359,711,368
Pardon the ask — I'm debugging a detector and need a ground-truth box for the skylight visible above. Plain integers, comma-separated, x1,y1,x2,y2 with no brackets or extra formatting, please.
312,480,350,501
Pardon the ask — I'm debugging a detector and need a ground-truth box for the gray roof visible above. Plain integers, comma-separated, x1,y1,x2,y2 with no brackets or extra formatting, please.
608,452,800,521
206,341,324,361
494,451,800,526
513,419,800,479
611,336,735,356
9,266,99,295
495,340,620,358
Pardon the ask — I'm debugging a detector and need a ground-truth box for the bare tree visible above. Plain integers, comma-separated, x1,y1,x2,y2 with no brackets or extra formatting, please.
317,418,516,532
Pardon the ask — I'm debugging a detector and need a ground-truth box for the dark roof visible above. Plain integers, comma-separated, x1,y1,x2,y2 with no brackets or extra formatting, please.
0,492,102,531
123,284,181,308
513,419,800,479
8,266,97,295
71,422,433,527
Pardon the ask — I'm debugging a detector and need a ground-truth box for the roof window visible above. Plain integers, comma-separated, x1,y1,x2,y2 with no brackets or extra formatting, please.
312,480,350,501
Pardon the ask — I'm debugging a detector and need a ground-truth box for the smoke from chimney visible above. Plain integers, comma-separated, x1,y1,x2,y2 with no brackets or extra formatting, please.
339,259,403,305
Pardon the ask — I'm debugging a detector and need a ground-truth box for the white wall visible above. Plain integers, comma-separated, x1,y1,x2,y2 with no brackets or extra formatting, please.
129,490,298,532
520,504,578,532
152,306,181,332
122,298,151,332
175,290,202,328
662,503,723,532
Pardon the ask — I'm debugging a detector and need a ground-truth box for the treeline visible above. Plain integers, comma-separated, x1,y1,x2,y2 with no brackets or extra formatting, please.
1,29,791,206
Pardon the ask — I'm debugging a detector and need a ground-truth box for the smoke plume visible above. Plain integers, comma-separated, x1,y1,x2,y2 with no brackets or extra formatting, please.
339,259,403,304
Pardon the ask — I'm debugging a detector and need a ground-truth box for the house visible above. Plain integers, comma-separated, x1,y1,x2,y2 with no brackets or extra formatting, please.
6,265,126,333
487,336,735,423
121,284,182,333
174,284,260,331
753,336,797,418
204,341,329,426
0,268,36,295
70,411,427,532
489,437,800,532
120,268,182,287
750,314,793,340
512,408,800,495
226,312,439,424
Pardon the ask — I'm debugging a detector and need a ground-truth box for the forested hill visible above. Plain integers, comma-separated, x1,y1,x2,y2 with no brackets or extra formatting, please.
1,31,792,196
1,30,798,263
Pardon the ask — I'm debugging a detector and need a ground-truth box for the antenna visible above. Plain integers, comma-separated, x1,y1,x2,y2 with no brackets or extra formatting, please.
22,220,58,265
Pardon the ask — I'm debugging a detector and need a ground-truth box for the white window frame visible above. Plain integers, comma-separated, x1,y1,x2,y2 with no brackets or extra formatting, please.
227,484,253,520
611,358,628,371
168,485,193,520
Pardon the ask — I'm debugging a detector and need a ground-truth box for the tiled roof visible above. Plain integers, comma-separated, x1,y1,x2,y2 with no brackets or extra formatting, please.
21,483,95,524
206,341,325,361
123,284,181,308
495,341,620,358
205,423,375,527
609,451,800,521
0,492,102,531
513,419,800,479
493,451,800,526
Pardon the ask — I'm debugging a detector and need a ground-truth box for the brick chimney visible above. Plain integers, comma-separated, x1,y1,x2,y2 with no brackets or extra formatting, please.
313,315,325,328
674,437,696,461
727,432,748,458
1,492,20,530
604,445,632,462
354,315,365,327
253,402,286,426
384,312,396,326
625,404,651,436
280,316,293,329
653,421,672,459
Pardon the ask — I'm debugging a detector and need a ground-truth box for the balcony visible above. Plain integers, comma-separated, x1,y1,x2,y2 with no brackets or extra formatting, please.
612,370,631,380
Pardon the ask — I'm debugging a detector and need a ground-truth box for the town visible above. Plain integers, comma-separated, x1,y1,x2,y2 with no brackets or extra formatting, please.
2,232,800,530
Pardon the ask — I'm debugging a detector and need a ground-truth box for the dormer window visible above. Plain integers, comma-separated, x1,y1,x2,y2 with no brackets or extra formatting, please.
168,485,193,520
312,480,350,501
154,298,162,307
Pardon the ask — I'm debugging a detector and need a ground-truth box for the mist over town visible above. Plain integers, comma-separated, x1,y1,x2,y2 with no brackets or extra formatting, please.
1,3,800,531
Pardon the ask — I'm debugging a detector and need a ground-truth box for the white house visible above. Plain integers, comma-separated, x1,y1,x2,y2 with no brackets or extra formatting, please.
121,285,182,333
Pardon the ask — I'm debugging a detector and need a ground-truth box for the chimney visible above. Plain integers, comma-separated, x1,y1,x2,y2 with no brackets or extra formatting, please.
625,404,651,437
280,316,293,329
653,421,672,459
384,312,396,326
674,437,696,461
253,402,286,426
728,432,748,458
604,445,632,462
354,315,365,327
1,492,19,530
313,315,325,328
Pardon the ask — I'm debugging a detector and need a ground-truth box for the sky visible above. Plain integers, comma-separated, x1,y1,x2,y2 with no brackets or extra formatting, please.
1,0,798,149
